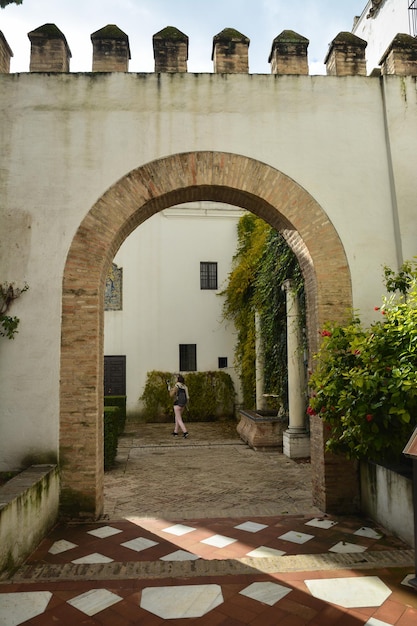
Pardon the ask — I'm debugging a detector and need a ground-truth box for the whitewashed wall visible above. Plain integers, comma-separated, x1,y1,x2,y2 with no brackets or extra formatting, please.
353,0,411,72
0,72,416,469
104,203,244,415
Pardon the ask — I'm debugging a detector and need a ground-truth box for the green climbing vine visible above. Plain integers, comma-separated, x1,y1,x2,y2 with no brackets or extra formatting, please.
221,214,304,410
0,282,29,339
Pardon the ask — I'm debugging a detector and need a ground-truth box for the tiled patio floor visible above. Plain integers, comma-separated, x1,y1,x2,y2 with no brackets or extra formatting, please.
1,423,417,624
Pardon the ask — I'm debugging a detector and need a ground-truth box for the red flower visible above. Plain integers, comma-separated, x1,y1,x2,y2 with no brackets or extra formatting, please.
354,349,361,356
320,330,332,337
374,306,380,311
366,414,373,422
306,406,316,416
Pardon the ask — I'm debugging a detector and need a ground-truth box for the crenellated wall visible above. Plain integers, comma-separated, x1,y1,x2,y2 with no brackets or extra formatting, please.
1,20,417,518
1,23,417,76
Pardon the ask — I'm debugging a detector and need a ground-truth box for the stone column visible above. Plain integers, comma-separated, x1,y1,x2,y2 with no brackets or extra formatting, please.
255,312,268,412
153,26,188,73
91,25,130,72
282,279,310,458
268,30,309,75
324,32,367,76
212,28,250,73
379,33,417,76
28,23,71,72
0,31,13,73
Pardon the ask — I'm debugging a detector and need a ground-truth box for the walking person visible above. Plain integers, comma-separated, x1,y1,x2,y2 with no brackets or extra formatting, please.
169,374,190,439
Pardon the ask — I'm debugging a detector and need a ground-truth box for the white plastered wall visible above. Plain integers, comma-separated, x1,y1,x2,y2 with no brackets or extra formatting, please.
0,71,416,468
104,203,244,415
353,0,411,73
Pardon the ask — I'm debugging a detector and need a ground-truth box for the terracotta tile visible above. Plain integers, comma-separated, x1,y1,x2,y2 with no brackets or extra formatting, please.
278,596,318,621
248,606,288,626
396,606,417,625
216,599,259,622
197,610,231,626
373,598,408,623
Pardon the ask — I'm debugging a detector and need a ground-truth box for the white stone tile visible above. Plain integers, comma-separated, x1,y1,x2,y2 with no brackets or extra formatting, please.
121,537,158,552
278,530,314,544
304,576,392,608
0,591,52,626
48,539,78,554
234,521,268,533
67,589,122,616
240,581,292,606
365,618,394,626
140,584,223,618
401,573,417,588
200,534,237,548
160,550,200,561
354,526,382,539
329,541,367,554
71,553,114,564
87,525,123,538
162,523,196,536
305,518,337,530
246,546,286,558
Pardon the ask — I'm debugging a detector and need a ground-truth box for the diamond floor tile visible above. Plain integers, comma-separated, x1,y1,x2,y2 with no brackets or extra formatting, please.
87,525,123,538
329,541,368,553
71,553,114,564
140,584,224,618
200,534,237,548
234,521,268,532
48,539,77,554
0,591,52,626
67,588,123,616
120,537,158,552
240,581,292,605
304,576,392,608
279,530,315,544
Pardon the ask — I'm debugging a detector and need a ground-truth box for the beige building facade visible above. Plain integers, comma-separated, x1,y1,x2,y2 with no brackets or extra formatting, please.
0,18,416,517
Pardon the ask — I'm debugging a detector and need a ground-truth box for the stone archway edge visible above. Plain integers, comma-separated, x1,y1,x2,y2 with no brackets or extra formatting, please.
60,151,353,518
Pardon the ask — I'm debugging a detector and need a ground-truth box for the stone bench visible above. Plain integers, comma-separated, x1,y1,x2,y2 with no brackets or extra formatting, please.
0,464,59,577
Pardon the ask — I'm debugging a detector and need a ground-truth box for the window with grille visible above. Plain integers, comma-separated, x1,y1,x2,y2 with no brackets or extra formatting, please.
200,262,218,290
218,357,228,368
179,344,197,371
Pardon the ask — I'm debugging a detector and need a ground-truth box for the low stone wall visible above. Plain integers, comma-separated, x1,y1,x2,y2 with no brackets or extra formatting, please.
237,410,287,451
360,460,414,547
0,464,60,577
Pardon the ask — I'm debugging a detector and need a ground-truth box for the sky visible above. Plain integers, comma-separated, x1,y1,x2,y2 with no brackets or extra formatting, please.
1,0,369,75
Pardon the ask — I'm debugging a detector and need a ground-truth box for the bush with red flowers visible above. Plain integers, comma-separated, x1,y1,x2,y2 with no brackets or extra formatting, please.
307,261,417,462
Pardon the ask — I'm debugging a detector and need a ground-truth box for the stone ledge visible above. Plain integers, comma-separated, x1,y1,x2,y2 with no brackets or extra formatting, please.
0,465,59,577
237,410,287,451
8,549,414,583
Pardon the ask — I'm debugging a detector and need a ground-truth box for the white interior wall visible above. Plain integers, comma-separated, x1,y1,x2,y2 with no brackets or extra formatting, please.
353,0,411,72
104,203,244,415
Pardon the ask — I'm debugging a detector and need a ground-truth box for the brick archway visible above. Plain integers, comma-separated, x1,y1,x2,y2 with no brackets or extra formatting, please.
60,151,353,518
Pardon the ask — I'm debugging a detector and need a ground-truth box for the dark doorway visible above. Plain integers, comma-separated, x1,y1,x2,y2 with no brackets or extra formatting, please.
104,355,126,395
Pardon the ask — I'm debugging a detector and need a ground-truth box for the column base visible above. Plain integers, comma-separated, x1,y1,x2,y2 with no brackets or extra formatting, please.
283,429,310,459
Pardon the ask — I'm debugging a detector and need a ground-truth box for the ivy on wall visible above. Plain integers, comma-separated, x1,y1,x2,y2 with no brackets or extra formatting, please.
221,214,304,410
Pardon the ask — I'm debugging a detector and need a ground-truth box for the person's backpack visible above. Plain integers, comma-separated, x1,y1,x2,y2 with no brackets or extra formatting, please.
176,386,187,407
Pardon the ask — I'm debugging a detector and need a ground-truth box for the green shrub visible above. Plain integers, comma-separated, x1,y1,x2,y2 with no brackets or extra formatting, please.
308,262,417,462
104,406,120,469
140,370,236,422
104,395,126,434
139,371,173,421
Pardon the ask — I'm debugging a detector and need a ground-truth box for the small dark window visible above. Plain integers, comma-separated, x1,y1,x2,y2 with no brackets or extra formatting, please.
218,357,228,368
179,344,197,371
200,262,218,290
